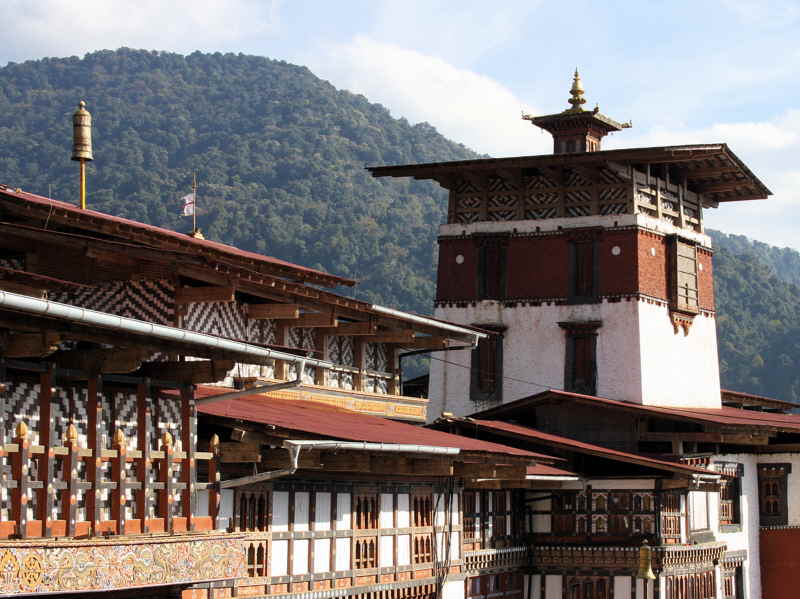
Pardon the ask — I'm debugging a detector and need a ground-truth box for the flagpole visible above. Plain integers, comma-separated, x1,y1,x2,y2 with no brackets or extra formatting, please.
192,173,197,234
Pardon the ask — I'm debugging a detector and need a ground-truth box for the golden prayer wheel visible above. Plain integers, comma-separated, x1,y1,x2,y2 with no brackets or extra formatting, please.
637,540,657,580
71,100,93,161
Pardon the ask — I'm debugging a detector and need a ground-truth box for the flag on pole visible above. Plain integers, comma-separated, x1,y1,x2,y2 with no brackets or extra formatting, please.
181,193,195,216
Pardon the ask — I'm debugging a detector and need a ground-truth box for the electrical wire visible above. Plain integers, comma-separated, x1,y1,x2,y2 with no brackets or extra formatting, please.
426,353,559,393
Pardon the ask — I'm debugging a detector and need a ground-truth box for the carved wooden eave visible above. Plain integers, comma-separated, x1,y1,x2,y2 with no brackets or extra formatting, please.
367,143,771,203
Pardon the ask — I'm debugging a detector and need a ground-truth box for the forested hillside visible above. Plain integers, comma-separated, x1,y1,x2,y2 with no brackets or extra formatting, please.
0,49,798,401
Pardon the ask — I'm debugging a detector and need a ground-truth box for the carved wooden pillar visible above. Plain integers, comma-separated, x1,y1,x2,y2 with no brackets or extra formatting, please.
353,339,366,392
111,428,127,535
61,422,79,537
135,382,151,533
274,322,288,380
159,430,174,532
86,376,103,536
11,421,30,537
208,434,220,530
181,385,197,530
37,366,55,537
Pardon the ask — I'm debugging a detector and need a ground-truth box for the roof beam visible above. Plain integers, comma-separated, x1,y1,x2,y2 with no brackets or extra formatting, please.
247,303,300,320
175,285,236,304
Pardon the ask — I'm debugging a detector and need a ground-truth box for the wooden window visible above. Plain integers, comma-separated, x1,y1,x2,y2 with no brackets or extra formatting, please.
235,489,269,532
664,571,716,599
412,494,433,528
661,492,682,544
353,536,377,569
566,576,610,599
463,491,478,541
476,237,507,300
568,233,599,304
412,533,433,564
552,492,577,535
492,491,509,539
758,463,791,526
560,322,600,396
354,493,378,529
669,237,700,313
470,329,503,404
716,463,743,526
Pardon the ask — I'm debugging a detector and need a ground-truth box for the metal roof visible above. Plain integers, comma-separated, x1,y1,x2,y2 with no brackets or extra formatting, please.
472,389,800,434
196,386,556,461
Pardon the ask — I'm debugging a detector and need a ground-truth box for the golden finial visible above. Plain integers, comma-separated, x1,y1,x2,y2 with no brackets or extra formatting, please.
113,428,125,447
566,68,587,114
16,420,28,438
162,430,173,448
210,433,220,455
65,422,78,444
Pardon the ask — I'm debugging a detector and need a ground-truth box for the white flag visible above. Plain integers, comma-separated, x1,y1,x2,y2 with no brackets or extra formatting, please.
181,193,195,216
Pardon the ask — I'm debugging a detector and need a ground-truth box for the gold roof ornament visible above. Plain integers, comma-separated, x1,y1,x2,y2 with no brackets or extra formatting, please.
162,430,173,448
71,101,93,162
566,68,587,114
16,420,28,439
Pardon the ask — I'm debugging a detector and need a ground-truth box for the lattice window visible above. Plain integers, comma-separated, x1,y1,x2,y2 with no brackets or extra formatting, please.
413,533,433,564
661,492,683,543
412,494,433,528
353,536,377,569
566,576,610,599
463,491,478,540
354,494,378,529
664,570,716,599
716,462,742,526
236,489,269,532
245,539,268,577
758,463,790,526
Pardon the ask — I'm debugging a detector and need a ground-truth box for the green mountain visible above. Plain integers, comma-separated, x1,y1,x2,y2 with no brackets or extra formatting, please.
0,49,798,402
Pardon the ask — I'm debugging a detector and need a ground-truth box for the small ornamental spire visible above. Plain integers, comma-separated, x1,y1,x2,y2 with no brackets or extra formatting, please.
71,100,93,210
566,69,586,113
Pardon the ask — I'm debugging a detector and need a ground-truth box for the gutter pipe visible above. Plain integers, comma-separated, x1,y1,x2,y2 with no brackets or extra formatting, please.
370,304,487,340
219,439,460,489
0,289,334,369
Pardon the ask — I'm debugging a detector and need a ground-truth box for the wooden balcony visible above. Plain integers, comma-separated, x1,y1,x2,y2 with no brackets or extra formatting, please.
463,545,529,573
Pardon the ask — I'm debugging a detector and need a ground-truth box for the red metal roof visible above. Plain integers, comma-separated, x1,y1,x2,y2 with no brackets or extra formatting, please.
471,389,800,433
195,386,552,460
466,418,719,477
526,464,578,477
0,185,353,287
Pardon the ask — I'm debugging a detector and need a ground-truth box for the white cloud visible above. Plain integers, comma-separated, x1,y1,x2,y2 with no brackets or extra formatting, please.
0,0,280,64
306,36,548,157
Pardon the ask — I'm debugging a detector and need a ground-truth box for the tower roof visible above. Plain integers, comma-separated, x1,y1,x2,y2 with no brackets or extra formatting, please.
522,70,631,153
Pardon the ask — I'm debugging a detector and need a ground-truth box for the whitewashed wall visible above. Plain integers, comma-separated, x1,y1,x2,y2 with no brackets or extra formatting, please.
429,299,721,420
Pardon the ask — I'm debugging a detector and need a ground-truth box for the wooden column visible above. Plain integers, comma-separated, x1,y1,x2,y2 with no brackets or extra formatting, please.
181,385,197,531
387,346,400,396
314,330,329,386
86,376,103,536
11,421,30,537
37,366,55,537
61,422,79,537
111,428,128,535
135,382,151,533
159,430,174,532
353,339,366,392
208,434,220,529
274,322,288,381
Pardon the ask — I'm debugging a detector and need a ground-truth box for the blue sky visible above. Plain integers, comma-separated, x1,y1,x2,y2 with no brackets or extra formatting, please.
1,0,798,249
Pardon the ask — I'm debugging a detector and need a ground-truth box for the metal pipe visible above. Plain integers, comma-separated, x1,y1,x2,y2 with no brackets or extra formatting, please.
197,359,306,406
219,443,302,489
282,439,460,455
370,305,487,340
0,289,334,369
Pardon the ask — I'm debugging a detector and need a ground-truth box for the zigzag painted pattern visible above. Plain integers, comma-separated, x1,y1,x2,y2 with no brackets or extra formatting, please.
50,279,175,325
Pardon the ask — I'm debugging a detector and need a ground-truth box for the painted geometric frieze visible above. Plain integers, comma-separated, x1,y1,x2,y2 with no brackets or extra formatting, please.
0,535,244,595
49,279,175,326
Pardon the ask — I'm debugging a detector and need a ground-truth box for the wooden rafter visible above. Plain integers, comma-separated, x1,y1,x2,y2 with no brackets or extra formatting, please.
247,303,300,320
175,285,235,304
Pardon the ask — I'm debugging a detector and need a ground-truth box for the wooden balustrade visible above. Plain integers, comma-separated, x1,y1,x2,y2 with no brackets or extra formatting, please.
0,419,220,539
463,546,528,572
